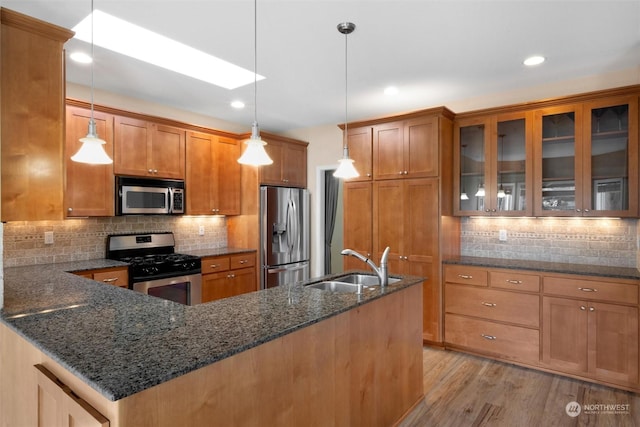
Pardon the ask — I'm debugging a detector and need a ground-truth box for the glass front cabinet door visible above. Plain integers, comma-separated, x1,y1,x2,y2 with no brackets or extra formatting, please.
534,96,638,217
454,112,532,216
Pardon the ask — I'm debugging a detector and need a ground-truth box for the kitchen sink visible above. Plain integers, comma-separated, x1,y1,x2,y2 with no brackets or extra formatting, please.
305,274,401,293
306,281,369,293
336,273,401,286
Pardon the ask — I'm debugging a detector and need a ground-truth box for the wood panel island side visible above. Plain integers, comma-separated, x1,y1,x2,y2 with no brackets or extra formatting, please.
0,261,424,426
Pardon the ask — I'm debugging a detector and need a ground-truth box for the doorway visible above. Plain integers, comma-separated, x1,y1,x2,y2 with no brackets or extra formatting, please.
317,166,344,275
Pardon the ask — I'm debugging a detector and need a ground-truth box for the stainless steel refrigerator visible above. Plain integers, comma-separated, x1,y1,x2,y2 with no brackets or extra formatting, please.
260,186,310,289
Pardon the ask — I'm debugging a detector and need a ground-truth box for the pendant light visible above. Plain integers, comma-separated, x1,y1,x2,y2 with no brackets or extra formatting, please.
71,0,113,165
333,22,359,179
238,0,273,166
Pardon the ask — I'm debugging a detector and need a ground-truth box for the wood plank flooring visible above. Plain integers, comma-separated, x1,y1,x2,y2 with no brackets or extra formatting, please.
398,347,640,426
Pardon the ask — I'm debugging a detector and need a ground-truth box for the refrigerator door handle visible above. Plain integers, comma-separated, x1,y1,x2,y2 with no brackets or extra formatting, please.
267,264,308,274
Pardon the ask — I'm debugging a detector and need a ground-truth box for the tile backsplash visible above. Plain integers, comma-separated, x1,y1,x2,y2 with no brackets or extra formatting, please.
461,217,639,268
3,216,227,267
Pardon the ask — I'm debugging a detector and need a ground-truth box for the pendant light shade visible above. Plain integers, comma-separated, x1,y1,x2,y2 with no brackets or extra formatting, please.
475,184,486,198
238,0,273,166
71,120,113,164
333,22,359,179
71,0,113,165
238,122,273,165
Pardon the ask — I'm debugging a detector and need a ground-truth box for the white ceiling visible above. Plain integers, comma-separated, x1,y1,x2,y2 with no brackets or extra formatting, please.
4,1,640,134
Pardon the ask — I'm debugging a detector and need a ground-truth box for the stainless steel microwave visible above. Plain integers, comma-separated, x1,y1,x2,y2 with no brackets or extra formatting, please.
116,177,185,215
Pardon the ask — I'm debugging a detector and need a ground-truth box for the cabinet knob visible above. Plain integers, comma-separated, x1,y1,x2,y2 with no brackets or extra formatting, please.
576,208,582,212
153,169,158,174
404,171,408,175
584,209,590,213
589,307,595,312
239,260,247,264
227,274,235,279
398,171,404,175
485,209,491,212
366,173,372,177
68,208,73,212
148,169,153,173
580,306,586,311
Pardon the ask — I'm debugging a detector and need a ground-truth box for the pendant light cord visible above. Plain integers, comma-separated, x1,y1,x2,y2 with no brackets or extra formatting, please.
343,28,348,148
253,0,258,126
90,0,95,122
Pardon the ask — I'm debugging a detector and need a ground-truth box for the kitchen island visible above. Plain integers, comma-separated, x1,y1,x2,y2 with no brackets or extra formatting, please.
0,260,424,426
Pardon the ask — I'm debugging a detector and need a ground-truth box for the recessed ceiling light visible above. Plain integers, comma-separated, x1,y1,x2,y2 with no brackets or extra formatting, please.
524,55,545,66
231,100,245,109
70,51,92,64
72,10,264,90
384,86,399,96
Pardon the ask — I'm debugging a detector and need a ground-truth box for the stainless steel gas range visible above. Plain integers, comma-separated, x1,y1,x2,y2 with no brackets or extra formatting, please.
106,232,201,305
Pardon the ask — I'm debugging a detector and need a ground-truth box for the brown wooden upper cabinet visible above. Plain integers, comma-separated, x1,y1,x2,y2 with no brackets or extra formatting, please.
260,137,308,188
344,127,373,181
454,111,533,216
1,8,73,222
373,116,439,180
114,116,186,179
533,95,638,217
65,106,115,217
186,131,241,215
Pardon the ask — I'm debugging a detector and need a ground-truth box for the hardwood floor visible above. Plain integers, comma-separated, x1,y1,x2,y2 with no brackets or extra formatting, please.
399,347,640,427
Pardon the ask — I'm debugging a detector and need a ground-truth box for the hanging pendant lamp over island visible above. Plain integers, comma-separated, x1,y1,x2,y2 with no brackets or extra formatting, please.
71,0,112,165
238,0,273,166
333,22,359,179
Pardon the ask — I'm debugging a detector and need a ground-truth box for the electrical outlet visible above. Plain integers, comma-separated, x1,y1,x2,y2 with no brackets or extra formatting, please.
498,229,507,242
44,231,54,245
198,225,205,236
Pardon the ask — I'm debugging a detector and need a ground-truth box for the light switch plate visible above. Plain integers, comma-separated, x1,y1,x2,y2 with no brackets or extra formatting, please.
198,225,205,236
44,231,54,244
498,229,507,241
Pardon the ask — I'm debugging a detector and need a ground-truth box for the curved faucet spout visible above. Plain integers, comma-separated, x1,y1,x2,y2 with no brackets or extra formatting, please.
340,247,391,287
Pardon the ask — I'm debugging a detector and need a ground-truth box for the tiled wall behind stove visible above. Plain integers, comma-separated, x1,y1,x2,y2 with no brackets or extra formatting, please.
461,217,639,268
3,216,227,267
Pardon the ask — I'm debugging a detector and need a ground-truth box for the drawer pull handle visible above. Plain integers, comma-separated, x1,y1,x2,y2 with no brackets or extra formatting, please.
102,278,118,283
578,287,597,292
481,334,496,340
506,280,523,285
210,264,220,268
239,260,248,264
227,274,235,279
481,302,496,307
458,274,473,279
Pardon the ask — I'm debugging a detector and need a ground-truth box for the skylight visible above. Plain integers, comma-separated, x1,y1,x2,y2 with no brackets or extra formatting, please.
72,10,264,90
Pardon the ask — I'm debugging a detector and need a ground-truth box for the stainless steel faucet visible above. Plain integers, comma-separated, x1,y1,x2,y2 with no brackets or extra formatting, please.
341,247,391,286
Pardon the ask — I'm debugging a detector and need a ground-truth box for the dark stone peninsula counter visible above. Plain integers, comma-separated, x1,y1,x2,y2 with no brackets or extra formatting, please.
0,258,422,417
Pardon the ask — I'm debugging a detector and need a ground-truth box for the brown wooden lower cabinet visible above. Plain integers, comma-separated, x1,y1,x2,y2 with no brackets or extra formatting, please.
444,263,640,391
35,364,109,427
73,267,129,288
201,252,256,303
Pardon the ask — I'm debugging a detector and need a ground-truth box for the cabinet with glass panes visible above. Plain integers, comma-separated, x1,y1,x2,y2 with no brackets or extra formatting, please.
533,96,638,217
454,112,532,216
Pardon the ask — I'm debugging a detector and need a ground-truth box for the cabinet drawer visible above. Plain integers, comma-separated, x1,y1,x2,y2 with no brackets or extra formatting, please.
93,269,128,288
445,314,540,365
490,270,540,292
445,284,539,328
444,265,488,287
230,253,256,270
544,276,638,304
201,257,230,274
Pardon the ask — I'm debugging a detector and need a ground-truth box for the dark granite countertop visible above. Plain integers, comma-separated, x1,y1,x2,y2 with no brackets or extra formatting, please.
181,247,256,258
0,260,420,402
444,256,640,280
